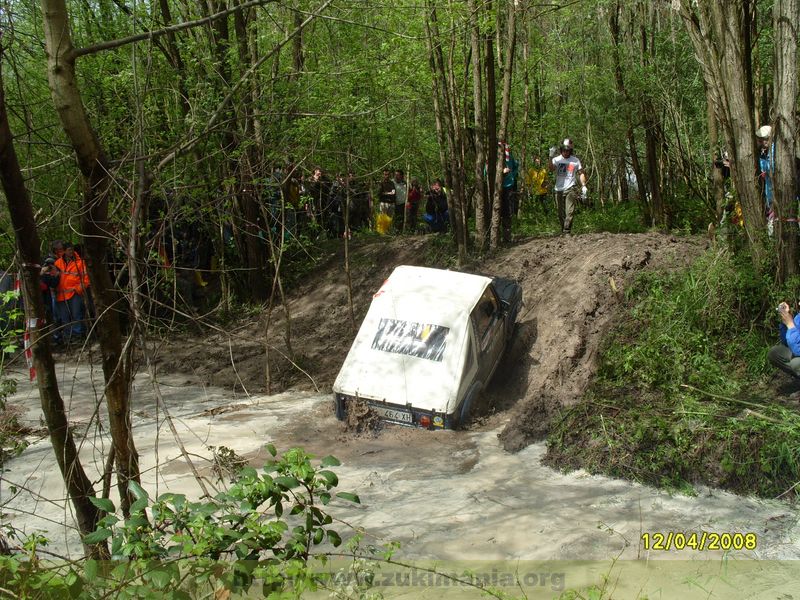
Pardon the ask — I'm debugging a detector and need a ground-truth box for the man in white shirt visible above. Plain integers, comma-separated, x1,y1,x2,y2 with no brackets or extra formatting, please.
549,138,588,235
393,169,408,233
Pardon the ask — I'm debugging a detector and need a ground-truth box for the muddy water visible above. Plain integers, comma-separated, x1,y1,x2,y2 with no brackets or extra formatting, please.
1,365,798,566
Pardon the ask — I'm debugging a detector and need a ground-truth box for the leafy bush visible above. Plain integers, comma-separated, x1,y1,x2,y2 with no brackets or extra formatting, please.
598,246,769,394
0,288,26,465
0,447,363,598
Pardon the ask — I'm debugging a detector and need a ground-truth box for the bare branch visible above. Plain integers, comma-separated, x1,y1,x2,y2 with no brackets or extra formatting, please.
155,0,335,173
72,0,278,58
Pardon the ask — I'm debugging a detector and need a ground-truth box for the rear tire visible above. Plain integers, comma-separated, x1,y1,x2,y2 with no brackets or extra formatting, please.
334,395,346,420
454,387,481,430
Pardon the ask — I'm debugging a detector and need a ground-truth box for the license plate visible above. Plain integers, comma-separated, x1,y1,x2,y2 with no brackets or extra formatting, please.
370,405,413,424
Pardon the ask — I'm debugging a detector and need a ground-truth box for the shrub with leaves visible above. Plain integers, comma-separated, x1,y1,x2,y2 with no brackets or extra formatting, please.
3,446,364,598
598,246,768,395
0,288,26,465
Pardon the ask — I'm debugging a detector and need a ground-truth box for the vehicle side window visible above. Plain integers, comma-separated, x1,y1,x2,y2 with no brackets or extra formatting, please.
472,286,499,348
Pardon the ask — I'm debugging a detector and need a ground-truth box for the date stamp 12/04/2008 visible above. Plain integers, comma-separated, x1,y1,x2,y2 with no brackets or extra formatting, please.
641,531,757,552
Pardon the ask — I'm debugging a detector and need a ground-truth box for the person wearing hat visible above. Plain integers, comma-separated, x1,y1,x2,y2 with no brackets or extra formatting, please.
548,138,588,235
756,125,775,234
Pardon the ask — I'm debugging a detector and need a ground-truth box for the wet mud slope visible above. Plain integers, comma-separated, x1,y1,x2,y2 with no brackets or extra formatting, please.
483,233,704,451
156,232,706,450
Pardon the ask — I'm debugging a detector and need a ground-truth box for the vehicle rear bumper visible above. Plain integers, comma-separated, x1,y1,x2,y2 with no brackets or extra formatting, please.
334,393,455,430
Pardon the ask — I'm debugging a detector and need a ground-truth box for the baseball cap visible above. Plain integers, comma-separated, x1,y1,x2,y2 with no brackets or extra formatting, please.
756,125,772,139
560,138,574,150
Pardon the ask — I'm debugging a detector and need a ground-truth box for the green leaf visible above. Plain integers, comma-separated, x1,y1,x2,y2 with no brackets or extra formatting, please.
320,455,341,467
148,568,173,588
327,530,342,547
125,516,149,529
318,470,338,487
128,481,148,502
335,492,360,504
89,496,115,513
84,559,98,581
98,514,119,528
83,528,113,544
265,443,277,457
274,476,300,489
319,492,331,505
129,498,148,514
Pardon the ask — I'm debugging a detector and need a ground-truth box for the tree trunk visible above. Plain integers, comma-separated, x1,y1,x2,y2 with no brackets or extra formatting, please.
609,1,647,213
485,0,498,235
706,85,726,222
680,1,765,269
520,11,530,174
40,0,142,517
643,108,665,226
157,0,190,116
0,56,107,559
234,1,270,301
490,0,516,250
772,0,799,283
292,7,304,79
424,12,449,184
424,1,467,264
638,4,665,227
440,8,468,264
469,0,488,252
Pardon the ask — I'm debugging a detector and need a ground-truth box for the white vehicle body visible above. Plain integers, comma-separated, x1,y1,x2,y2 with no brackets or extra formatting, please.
333,265,520,429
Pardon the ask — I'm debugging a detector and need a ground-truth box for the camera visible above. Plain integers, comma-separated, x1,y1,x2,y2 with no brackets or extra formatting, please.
777,305,783,312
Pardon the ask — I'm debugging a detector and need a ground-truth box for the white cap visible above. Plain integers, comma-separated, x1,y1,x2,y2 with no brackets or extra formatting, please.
560,138,574,150
756,125,772,139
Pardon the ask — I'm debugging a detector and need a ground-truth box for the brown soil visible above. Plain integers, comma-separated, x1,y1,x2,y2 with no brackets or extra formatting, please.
154,232,707,451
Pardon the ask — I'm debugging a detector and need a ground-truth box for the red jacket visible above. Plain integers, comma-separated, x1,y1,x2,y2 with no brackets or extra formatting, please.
54,254,90,302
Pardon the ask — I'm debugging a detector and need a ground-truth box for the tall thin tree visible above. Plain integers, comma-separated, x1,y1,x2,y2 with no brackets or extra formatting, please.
0,52,107,558
40,0,143,516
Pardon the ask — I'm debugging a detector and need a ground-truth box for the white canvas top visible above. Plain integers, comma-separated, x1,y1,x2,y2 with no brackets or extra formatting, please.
333,266,492,414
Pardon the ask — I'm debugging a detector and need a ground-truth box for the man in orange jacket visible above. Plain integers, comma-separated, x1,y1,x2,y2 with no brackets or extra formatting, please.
54,242,90,343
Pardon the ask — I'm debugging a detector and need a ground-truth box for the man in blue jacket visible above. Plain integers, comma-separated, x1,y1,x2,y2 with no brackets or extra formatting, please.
768,300,800,378
756,125,775,236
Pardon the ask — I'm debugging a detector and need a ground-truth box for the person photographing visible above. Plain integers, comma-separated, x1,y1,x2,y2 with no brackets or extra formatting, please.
768,300,800,378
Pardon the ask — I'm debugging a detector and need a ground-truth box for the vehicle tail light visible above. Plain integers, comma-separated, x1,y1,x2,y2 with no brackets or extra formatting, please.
419,415,432,428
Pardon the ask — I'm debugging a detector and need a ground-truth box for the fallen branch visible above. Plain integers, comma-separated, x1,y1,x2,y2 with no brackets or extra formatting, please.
776,480,800,499
680,383,770,410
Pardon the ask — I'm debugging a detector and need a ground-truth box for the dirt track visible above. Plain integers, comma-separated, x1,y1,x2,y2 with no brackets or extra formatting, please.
157,232,707,449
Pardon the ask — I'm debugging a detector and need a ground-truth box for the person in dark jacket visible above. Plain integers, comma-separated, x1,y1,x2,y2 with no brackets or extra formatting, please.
39,257,60,342
406,178,422,233
424,179,449,233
